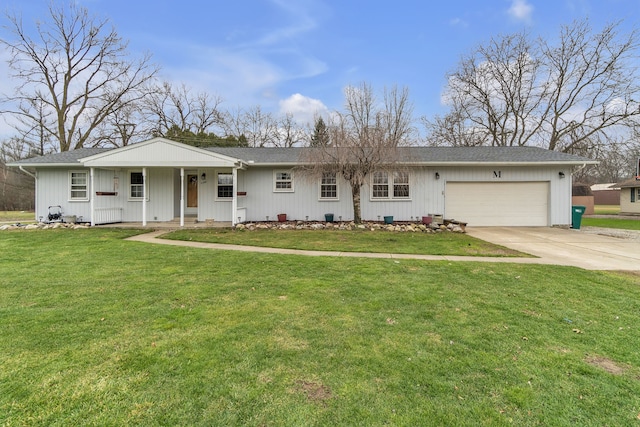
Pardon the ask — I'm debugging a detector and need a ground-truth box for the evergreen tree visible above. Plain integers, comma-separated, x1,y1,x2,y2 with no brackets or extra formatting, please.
310,117,330,147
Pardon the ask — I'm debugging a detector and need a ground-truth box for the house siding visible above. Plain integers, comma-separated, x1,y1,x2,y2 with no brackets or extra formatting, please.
20,142,589,227
238,167,354,222
620,187,640,214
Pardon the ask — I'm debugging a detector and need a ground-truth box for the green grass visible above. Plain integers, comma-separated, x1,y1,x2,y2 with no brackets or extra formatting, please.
593,205,620,215
582,217,640,230
0,211,35,222
164,228,525,257
2,229,640,426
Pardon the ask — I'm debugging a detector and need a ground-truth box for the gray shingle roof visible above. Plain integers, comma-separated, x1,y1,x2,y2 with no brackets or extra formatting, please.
8,148,109,166
9,145,596,167
206,146,596,165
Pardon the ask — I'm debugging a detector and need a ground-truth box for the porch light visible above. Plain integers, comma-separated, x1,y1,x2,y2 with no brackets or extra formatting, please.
435,172,440,180
201,172,207,182
559,171,565,178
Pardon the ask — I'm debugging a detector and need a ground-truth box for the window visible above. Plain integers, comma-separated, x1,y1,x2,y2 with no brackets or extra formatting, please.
371,171,410,200
274,171,294,192
130,172,145,199
217,173,233,198
69,171,88,200
633,188,640,203
372,172,389,198
393,171,409,198
320,172,338,199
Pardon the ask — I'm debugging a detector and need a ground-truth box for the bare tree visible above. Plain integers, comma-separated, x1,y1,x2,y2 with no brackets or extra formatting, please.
541,20,640,152
144,81,224,141
429,19,640,154
276,112,306,147
220,105,279,147
9,97,55,155
0,2,158,151
1,137,35,211
92,102,143,147
299,83,414,223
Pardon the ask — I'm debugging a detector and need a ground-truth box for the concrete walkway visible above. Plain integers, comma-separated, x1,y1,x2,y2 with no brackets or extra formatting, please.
126,227,640,271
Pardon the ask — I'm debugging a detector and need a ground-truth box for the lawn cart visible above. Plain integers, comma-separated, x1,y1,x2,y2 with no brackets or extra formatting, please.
47,205,63,223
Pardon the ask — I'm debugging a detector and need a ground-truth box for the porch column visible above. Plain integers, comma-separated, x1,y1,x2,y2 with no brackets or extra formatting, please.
90,167,95,226
142,167,147,227
180,168,185,227
232,167,238,226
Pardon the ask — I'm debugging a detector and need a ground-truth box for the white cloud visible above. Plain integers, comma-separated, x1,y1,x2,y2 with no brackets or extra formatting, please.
154,1,328,114
507,0,534,23
449,17,469,28
278,93,329,126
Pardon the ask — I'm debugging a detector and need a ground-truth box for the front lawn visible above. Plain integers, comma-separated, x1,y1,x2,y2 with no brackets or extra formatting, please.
1,229,640,426
582,217,640,230
164,228,524,256
0,211,35,222
593,205,620,215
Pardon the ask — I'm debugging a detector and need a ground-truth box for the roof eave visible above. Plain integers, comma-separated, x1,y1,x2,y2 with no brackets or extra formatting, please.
397,160,599,167
6,162,82,167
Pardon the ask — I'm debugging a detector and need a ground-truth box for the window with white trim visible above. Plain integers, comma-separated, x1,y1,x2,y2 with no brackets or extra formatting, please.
320,172,338,199
372,171,389,198
69,171,88,200
393,171,410,198
217,173,233,198
371,171,410,200
129,171,147,200
274,170,294,192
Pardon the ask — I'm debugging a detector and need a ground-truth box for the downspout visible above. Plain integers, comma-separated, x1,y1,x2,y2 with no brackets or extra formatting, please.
180,168,185,227
19,165,36,179
232,167,238,226
142,167,147,227
90,168,95,226
19,166,37,221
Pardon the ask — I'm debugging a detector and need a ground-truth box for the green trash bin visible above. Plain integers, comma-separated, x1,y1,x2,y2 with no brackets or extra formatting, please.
571,205,586,229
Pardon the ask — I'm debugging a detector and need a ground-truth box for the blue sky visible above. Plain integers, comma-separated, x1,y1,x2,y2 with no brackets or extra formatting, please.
1,0,639,132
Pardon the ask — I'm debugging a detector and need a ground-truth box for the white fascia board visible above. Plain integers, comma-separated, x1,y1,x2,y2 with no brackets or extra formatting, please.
247,162,300,167
81,160,238,168
6,162,81,167
397,160,599,167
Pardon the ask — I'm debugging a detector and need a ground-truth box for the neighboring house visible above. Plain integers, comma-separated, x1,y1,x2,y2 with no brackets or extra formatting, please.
9,137,597,227
615,179,640,215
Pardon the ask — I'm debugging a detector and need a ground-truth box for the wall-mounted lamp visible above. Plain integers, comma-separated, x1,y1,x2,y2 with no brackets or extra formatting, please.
201,172,207,182
559,171,565,179
435,172,440,180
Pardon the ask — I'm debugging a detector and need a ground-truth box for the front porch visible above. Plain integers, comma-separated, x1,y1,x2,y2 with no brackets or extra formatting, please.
80,138,247,228
95,217,233,229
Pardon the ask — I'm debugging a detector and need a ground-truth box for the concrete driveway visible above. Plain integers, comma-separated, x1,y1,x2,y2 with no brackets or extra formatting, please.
466,227,640,271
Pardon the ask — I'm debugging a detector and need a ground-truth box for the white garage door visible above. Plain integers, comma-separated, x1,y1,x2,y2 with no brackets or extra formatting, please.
445,182,549,226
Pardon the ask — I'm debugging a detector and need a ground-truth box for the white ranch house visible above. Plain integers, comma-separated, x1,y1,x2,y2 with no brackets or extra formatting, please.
10,137,596,227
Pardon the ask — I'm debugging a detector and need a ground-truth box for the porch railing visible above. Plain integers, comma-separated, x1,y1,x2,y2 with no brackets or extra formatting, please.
94,207,123,225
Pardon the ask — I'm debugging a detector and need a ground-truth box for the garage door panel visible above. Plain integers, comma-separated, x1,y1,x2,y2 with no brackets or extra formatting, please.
445,182,549,226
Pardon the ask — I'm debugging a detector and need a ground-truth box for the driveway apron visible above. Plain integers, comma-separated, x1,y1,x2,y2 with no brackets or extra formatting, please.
466,227,640,271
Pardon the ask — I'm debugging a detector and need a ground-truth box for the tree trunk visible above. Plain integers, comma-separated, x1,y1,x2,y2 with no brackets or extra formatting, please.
351,182,362,224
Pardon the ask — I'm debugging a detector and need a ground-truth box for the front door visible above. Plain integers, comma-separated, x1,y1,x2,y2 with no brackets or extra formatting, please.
187,174,198,213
